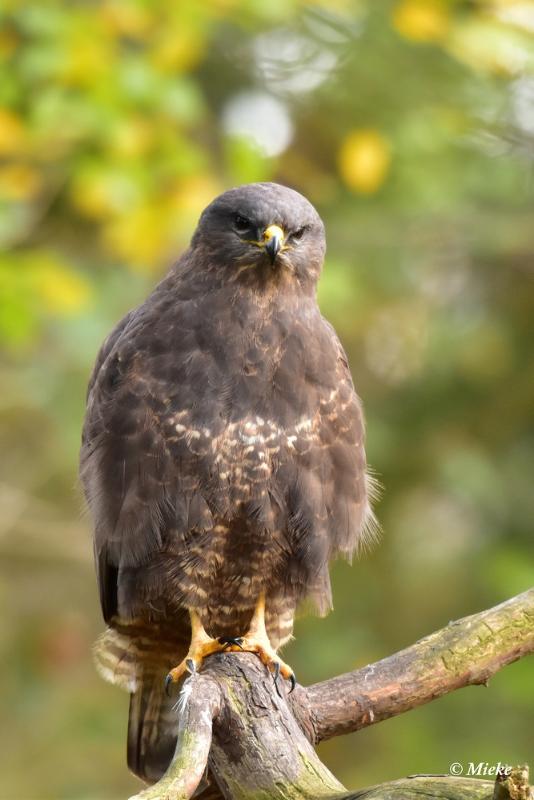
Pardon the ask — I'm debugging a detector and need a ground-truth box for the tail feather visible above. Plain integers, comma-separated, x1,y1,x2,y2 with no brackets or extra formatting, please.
93,620,188,783
93,626,141,692
127,676,179,783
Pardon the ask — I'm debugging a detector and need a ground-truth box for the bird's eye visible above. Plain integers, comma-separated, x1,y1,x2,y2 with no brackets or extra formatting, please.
290,226,307,242
233,213,252,234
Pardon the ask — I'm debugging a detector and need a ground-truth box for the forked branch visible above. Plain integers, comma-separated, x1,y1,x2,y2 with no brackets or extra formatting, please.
130,588,534,800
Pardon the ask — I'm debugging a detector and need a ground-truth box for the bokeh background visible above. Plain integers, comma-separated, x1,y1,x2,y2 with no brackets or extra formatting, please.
1,1,533,798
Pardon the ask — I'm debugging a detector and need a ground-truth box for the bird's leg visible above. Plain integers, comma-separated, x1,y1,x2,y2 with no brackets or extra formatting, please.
165,609,229,692
234,591,296,694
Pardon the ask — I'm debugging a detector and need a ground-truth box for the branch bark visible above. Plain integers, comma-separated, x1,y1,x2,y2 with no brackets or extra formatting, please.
129,589,534,800
306,587,534,742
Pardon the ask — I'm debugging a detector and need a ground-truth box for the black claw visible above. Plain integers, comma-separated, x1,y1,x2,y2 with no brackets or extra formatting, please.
271,663,296,697
164,673,173,697
218,636,244,650
185,658,196,674
272,662,283,698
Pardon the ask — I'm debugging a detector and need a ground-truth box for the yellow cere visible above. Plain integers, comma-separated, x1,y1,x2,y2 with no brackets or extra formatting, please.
262,224,285,244
244,224,287,250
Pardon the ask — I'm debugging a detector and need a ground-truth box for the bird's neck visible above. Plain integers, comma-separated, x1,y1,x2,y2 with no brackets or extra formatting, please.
167,250,319,310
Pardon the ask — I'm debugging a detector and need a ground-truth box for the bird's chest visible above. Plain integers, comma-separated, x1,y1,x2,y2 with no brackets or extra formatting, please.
213,417,289,508
167,408,312,505
163,309,319,446
155,298,332,513
214,412,317,494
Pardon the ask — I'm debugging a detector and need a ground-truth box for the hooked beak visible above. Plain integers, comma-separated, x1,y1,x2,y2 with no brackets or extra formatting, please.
262,224,285,265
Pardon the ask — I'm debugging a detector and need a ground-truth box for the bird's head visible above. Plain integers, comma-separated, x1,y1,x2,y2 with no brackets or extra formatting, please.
190,183,326,291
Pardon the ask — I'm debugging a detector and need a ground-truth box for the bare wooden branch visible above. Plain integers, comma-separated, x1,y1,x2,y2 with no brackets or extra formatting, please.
305,588,534,742
207,655,345,800
128,590,534,800
281,766,533,800
342,775,494,800
341,769,531,800
130,674,221,800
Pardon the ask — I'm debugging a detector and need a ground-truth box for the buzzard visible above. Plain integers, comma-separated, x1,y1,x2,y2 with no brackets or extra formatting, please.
81,182,377,782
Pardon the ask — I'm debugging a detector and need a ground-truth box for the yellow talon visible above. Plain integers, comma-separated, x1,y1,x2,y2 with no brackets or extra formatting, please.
165,594,296,696
164,610,229,692
238,592,296,694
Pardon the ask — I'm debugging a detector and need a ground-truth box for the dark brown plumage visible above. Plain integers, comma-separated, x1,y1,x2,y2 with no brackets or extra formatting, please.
81,182,377,783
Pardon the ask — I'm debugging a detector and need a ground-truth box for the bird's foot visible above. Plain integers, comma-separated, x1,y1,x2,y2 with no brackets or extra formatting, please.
235,632,296,696
164,635,229,694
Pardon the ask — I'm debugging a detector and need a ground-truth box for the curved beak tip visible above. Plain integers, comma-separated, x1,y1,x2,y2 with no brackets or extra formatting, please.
263,225,284,265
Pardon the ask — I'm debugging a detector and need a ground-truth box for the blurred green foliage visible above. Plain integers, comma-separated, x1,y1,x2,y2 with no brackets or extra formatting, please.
1,0,533,797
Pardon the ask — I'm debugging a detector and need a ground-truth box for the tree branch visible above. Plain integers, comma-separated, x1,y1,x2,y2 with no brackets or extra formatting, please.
133,674,222,800
342,767,532,800
128,589,534,800
306,587,534,742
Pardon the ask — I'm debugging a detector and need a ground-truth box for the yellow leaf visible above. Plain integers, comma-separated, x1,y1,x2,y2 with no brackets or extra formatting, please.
151,30,205,73
100,0,154,37
0,163,41,200
56,17,113,86
70,174,112,219
338,129,391,194
103,205,169,268
102,176,224,269
393,0,451,43
0,109,26,156
168,175,222,219
166,174,223,242
32,260,91,315
108,117,154,158
70,168,142,220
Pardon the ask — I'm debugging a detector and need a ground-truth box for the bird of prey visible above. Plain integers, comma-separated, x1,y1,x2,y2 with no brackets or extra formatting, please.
81,182,377,783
